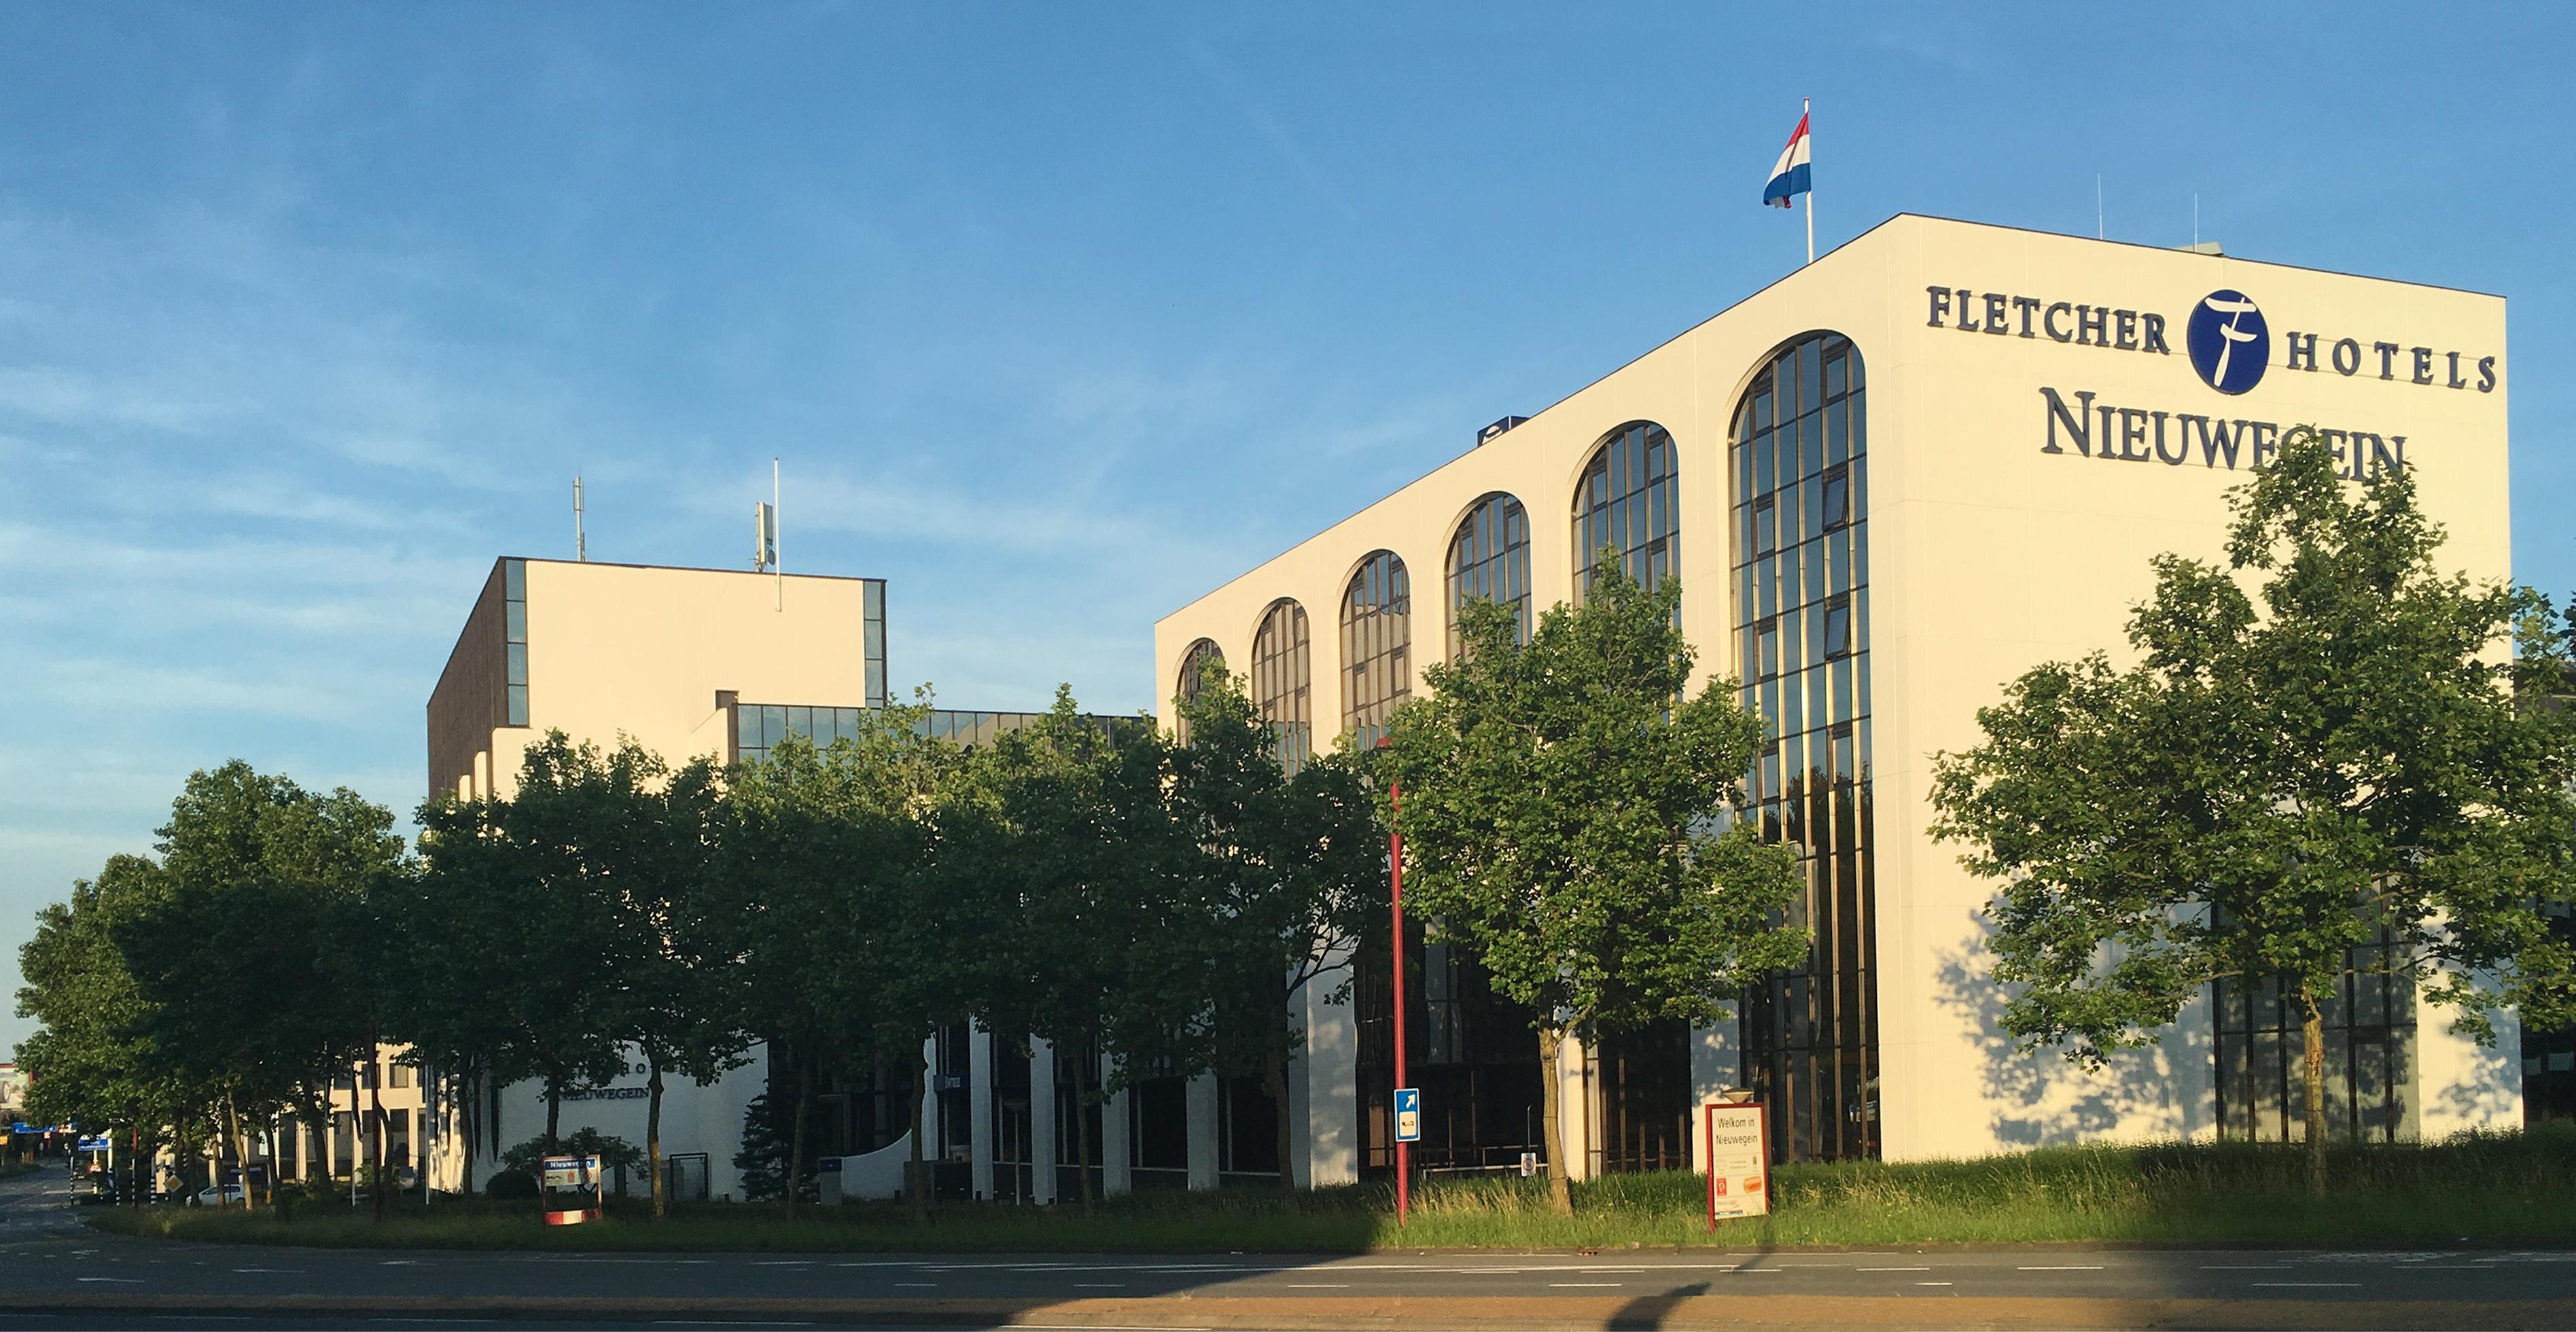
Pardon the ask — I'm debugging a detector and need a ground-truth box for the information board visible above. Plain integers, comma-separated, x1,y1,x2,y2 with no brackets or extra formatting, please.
1703,1102,1770,1225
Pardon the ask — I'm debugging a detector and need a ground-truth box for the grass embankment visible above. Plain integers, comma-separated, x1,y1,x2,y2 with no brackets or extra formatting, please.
90,1127,2576,1252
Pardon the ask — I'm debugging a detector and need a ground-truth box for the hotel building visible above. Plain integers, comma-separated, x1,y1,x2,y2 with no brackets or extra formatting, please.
1155,213,2528,1178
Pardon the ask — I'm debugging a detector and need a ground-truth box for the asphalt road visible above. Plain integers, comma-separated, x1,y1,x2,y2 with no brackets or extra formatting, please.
5,1167,2575,1329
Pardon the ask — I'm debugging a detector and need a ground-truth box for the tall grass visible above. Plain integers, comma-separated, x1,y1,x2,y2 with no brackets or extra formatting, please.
88,1126,2576,1252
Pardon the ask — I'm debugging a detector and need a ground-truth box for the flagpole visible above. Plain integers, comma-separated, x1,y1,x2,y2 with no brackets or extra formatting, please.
1802,98,1814,266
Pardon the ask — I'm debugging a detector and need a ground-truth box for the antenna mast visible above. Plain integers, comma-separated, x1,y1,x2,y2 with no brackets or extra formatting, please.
772,457,782,611
573,476,587,562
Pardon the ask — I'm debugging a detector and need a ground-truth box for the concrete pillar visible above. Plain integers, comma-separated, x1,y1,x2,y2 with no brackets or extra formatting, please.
1558,1032,1593,1182
1029,1038,1057,1205
968,1024,995,1200
1100,1051,1133,1197
917,1036,938,1197
1301,949,1360,1187
1185,1072,1220,1190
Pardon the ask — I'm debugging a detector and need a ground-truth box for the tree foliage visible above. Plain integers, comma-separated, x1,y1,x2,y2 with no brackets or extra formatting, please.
1930,430,2576,1188
1381,554,1805,1210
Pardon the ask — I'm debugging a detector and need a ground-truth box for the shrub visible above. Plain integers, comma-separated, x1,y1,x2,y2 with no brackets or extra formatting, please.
484,1169,538,1200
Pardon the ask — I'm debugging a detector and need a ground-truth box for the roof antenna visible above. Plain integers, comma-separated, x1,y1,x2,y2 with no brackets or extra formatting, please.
772,457,782,612
573,476,587,562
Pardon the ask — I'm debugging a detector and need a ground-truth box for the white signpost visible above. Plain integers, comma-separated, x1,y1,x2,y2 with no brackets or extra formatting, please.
1703,1102,1771,1227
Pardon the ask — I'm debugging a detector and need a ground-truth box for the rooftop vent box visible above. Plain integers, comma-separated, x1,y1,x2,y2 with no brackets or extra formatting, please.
1477,415,1530,448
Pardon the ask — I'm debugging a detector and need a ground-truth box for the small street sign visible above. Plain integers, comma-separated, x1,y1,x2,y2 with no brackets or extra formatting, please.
1392,1087,1422,1144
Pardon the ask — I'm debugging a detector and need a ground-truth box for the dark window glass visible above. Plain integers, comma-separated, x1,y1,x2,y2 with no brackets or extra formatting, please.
1731,332,1875,1165
1822,468,1850,531
1340,550,1411,746
1446,492,1531,656
1572,422,1680,601
1250,599,1313,771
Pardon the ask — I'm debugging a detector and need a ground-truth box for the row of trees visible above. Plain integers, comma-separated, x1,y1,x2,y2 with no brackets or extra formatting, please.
14,554,1806,1219
14,669,1392,1218
20,433,2567,1210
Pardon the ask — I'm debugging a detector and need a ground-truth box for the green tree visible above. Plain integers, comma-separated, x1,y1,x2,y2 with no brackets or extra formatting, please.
720,696,957,1218
1167,664,1381,1189
487,735,637,1143
1930,430,2576,1192
111,762,404,1212
14,854,190,1202
1381,554,1806,1212
396,793,548,1197
943,690,1191,1214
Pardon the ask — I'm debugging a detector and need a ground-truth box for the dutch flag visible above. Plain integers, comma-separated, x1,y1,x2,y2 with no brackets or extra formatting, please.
1764,108,1811,209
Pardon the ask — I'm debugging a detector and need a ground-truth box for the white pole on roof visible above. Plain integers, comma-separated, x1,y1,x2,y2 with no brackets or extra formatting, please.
773,457,782,612
1803,99,1813,267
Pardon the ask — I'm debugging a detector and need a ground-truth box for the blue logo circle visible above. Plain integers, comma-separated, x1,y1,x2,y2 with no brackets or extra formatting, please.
2186,290,2268,395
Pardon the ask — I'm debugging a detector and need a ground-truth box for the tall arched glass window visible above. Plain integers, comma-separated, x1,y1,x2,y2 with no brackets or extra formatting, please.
1445,492,1530,658
1730,331,1875,1166
1175,637,1224,743
1340,550,1410,746
1250,599,1312,771
1572,421,1678,599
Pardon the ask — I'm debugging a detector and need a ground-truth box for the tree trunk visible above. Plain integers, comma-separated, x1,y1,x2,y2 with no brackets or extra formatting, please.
647,1061,667,1219
545,1077,563,1144
222,1094,251,1212
1267,1053,1294,1193
459,1072,479,1198
370,1036,388,1223
1538,1026,1572,1215
908,1041,932,1223
2300,992,2329,1199
785,1053,812,1216
1070,1045,1097,1215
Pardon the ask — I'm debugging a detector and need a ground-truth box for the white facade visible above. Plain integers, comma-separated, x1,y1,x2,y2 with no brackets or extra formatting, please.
1157,213,2522,1170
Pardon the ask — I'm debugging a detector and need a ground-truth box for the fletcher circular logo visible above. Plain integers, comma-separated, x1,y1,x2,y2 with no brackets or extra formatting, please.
2187,290,2269,395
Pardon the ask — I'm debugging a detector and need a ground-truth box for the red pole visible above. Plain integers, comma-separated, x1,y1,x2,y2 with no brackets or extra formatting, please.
1390,768,1409,1227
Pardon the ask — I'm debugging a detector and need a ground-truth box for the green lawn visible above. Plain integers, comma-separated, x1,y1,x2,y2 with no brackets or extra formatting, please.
89,1127,2576,1252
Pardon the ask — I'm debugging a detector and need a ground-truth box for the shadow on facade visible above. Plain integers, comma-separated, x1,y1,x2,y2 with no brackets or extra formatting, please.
1931,919,2214,1148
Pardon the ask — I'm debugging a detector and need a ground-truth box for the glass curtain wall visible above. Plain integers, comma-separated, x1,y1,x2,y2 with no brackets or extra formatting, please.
2530,903,2576,1125
1341,550,1411,748
1729,332,1880,1163
1572,422,1680,599
1250,599,1313,771
2215,931,2419,1142
1446,493,1531,657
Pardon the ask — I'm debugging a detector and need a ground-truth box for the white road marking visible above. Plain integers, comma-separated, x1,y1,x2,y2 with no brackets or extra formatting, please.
231,1267,303,1274
1286,1283,1349,1288
894,1282,938,1287
1916,1281,1954,1286
2254,1282,2361,1288
1858,1266,1931,1272
2200,1265,2291,1270
1072,1282,1127,1288
75,1276,143,1283
2017,1265,2104,1270
1549,1282,1623,1287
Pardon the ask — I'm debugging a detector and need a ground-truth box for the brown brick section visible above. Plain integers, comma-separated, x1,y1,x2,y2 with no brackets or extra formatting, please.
426,559,507,801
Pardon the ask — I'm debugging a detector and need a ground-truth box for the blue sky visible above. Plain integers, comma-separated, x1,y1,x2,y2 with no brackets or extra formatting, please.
5,3,2572,1053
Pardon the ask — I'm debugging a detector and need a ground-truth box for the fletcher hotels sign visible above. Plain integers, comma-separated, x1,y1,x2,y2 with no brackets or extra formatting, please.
1924,285,2499,479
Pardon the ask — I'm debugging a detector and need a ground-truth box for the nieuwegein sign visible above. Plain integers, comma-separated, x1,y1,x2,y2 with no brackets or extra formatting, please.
1704,1102,1769,1225
1924,285,2499,481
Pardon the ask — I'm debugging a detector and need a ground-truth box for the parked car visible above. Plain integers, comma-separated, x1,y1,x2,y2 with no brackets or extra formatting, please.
187,1184,245,1207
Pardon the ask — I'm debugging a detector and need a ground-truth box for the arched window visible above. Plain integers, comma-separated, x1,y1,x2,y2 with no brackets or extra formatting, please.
1175,637,1224,741
1445,492,1530,658
1731,331,1875,1166
1340,550,1410,746
1572,421,1679,599
1250,599,1312,770
1177,637,1224,705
